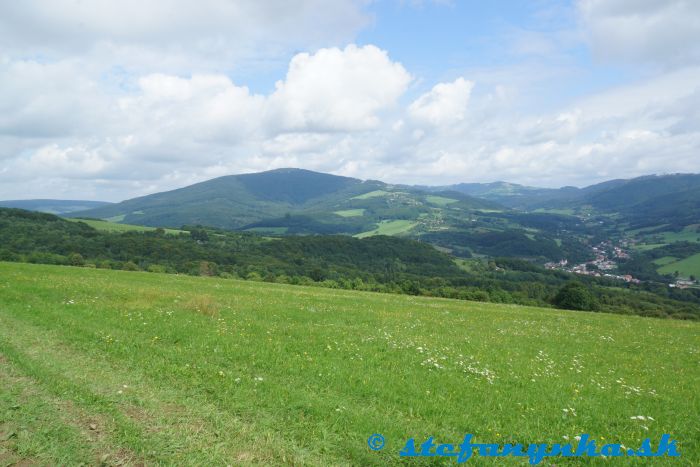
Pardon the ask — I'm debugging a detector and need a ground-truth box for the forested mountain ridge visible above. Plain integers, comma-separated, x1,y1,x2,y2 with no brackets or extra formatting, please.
59,169,700,265
427,173,700,214
68,168,503,233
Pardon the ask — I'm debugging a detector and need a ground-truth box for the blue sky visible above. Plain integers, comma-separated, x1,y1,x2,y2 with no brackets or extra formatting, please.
235,1,631,103
0,0,699,200
361,1,632,108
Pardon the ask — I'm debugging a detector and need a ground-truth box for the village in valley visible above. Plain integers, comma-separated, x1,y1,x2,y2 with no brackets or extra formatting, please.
545,240,644,284
545,236,699,289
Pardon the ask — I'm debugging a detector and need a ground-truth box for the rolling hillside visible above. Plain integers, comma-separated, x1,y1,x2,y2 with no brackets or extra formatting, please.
4,207,699,319
66,169,700,264
428,174,700,219
68,169,369,229
68,168,502,234
0,262,698,465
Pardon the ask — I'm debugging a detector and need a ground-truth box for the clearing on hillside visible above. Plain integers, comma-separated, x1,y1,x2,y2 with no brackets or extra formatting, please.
66,218,185,235
0,262,698,465
354,220,418,238
334,209,365,217
425,195,458,206
351,190,390,200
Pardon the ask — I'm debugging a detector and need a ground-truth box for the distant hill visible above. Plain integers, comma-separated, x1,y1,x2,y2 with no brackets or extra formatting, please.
69,168,500,232
417,181,569,209
420,179,632,210
578,174,700,228
0,199,112,215
426,174,700,220
66,168,700,262
69,169,361,229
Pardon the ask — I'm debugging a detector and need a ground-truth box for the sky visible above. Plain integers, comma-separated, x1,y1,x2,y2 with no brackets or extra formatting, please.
1,0,700,201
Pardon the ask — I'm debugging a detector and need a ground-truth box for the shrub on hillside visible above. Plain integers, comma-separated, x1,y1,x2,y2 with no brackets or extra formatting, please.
553,282,599,311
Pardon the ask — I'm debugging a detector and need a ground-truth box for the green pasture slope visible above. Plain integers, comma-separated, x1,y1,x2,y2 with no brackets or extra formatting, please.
0,263,698,465
354,220,418,239
65,218,185,235
657,252,700,279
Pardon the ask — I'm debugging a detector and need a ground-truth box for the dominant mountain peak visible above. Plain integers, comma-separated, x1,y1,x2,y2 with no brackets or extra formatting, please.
231,168,359,204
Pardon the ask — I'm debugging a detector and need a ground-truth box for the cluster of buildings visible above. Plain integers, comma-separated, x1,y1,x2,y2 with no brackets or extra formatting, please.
545,241,642,284
670,279,696,289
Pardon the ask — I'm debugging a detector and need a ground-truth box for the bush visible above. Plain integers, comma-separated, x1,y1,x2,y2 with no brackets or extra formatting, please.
246,271,262,281
553,282,599,311
68,252,85,266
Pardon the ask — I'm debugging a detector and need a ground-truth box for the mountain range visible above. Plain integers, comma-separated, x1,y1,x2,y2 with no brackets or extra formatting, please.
62,168,500,232
3,169,699,263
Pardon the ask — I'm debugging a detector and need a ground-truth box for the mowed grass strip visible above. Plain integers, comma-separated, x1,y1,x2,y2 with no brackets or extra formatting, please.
0,262,698,465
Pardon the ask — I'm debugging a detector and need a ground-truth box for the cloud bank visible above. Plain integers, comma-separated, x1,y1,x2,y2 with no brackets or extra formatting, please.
1,0,699,200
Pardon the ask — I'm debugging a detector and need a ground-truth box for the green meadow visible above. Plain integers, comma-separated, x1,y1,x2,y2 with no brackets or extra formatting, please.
657,253,700,279
425,195,458,206
334,209,365,218
244,226,290,235
354,220,418,238
66,218,185,235
350,190,389,200
0,262,698,465
660,226,700,244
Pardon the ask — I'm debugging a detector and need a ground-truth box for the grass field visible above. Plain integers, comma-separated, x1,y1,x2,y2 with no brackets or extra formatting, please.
632,225,700,252
652,256,678,267
334,209,365,218
630,243,667,251
425,195,458,206
533,208,576,216
657,252,700,279
66,218,185,235
625,225,669,235
0,262,698,465
660,226,700,244
244,227,289,235
351,190,389,200
354,220,418,238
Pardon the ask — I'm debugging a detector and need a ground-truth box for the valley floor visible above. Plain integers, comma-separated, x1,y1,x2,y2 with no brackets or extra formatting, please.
0,262,698,465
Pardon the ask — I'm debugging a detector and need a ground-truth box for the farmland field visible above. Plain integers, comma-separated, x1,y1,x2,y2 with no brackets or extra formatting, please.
66,218,185,235
630,243,667,251
652,256,678,266
354,220,418,238
244,226,289,235
334,209,365,218
660,226,700,244
425,195,458,206
533,208,576,215
0,262,698,465
657,252,700,279
351,190,389,200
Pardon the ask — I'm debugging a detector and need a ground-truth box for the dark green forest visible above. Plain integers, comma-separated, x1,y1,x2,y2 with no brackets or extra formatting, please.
1,208,698,320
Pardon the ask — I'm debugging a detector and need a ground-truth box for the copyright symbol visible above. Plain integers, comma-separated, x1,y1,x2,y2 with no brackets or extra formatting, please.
367,433,385,451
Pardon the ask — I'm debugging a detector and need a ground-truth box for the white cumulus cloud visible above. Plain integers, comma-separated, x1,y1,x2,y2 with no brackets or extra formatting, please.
269,45,412,132
408,77,474,126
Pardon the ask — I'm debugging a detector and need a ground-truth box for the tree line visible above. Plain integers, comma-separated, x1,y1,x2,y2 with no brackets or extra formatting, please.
1,208,698,320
